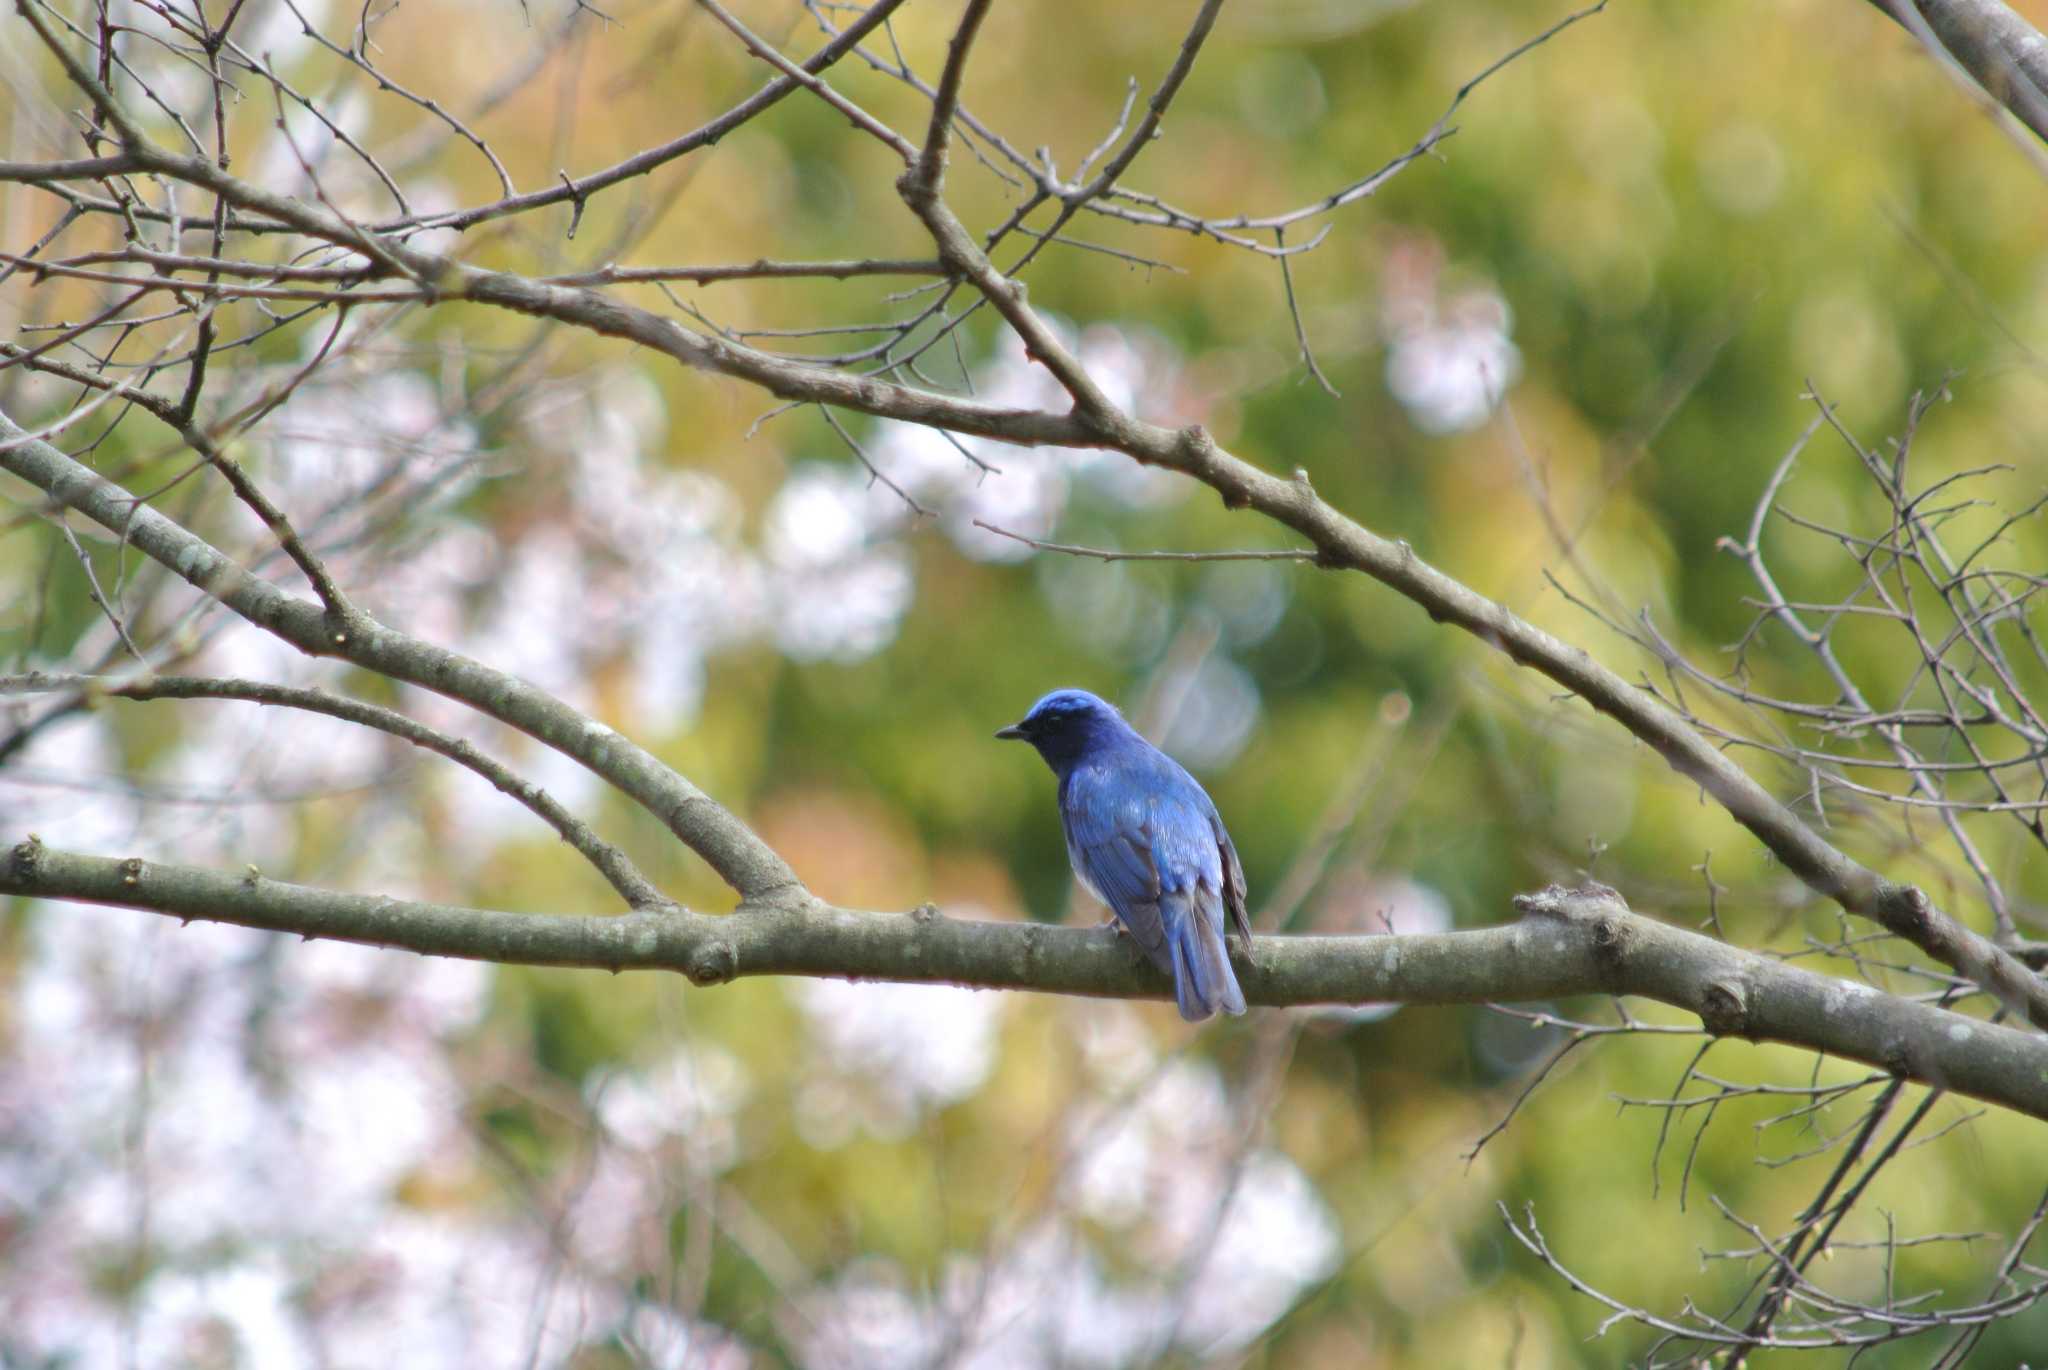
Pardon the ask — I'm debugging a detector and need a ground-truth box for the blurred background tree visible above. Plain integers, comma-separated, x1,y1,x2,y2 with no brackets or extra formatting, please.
4,0,2048,1364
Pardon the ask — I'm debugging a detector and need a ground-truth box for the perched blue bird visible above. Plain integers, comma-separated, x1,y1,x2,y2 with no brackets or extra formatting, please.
997,688,1253,1021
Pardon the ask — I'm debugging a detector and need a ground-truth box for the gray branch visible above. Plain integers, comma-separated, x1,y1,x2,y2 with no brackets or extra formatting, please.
7,841,2044,1122
1870,0,2048,146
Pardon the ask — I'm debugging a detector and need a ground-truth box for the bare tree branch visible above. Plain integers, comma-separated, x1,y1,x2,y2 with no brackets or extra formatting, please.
1869,0,2048,148
6,848,2043,1121
0,409,796,902
0,671,664,909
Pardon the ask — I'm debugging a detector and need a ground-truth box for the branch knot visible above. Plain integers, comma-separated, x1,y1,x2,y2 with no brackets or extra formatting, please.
1699,978,1751,1038
685,940,738,986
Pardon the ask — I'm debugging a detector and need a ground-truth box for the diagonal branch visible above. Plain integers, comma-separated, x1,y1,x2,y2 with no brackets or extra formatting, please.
1867,0,2048,148
0,410,796,903
695,0,918,163
0,671,665,909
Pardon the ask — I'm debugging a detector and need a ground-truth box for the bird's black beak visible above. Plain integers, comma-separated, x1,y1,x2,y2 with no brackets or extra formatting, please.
994,722,1027,741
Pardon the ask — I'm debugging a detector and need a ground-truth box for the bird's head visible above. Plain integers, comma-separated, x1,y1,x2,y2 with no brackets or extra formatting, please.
995,688,1129,769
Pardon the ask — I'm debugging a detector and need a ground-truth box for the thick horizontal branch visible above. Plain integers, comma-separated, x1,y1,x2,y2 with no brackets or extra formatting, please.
8,842,2045,1122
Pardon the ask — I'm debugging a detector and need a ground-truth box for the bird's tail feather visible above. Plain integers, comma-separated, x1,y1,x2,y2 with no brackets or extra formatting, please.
1167,898,1247,1022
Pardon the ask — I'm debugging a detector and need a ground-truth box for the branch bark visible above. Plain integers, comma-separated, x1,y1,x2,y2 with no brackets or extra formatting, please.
1869,0,2048,146
7,842,2043,1121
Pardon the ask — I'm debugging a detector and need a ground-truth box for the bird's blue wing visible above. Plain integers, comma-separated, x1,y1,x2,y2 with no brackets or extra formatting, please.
1146,787,1226,900
1060,763,1170,963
